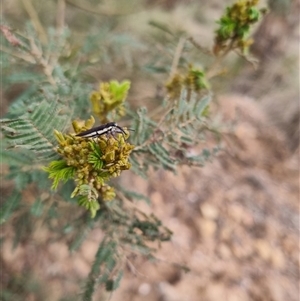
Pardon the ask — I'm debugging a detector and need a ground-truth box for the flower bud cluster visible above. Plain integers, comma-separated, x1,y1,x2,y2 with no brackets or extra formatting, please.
90,80,130,123
166,67,209,101
53,121,134,202
214,0,265,55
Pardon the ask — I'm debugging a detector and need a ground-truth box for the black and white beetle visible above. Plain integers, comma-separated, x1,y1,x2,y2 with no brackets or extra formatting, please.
76,122,127,140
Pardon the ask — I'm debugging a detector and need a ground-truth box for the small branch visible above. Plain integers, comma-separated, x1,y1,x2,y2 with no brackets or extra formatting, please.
206,39,236,79
125,257,146,277
234,50,259,69
133,109,212,157
1,41,56,86
65,0,144,17
21,0,48,45
187,37,213,56
56,0,66,34
28,37,56,85
0,45,35,64
0,25,23,47
206,52,228,79
169,36,186,79
45,0,67,74
133,106,174,151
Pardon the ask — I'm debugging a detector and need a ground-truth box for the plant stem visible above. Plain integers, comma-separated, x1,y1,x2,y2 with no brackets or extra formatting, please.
21,0,48,45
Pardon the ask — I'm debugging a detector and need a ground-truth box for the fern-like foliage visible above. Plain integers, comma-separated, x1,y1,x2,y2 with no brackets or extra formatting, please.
129,90,218,177
43,160,76,189
82,238,121,299
1,100,71,162
76,185,101,218
0,143,36,166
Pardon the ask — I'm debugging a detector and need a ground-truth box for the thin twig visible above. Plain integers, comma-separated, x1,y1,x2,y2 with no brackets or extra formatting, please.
234,50,259,69
65,0,145,17
28,37,56,85
46,0,66,73
0,25,23,47
187,36,213,56
169,36,186,79
21,0,48,45
206,39,236,79
133,106,174,151
56,0,66,34
0,45,35,63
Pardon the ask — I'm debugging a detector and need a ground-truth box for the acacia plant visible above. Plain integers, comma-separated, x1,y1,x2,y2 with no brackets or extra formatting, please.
0,0,265,299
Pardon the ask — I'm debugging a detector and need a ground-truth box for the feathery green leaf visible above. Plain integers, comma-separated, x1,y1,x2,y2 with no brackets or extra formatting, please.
44,160,76,190
1,100,71,161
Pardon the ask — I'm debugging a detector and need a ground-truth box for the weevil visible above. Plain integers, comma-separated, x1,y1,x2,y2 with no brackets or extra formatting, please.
76,122,127,140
